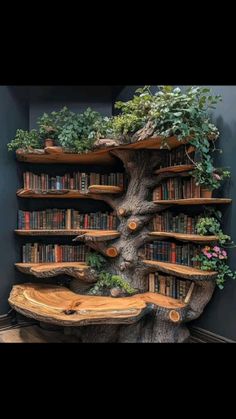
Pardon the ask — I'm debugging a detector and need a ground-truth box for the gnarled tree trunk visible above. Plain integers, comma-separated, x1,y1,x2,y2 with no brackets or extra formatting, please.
67,149,215,342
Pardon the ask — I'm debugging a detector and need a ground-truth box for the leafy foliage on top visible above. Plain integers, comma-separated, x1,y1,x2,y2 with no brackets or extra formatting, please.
7,107,109,153
108,85,221,141
7,129,42,151
7,86,230,191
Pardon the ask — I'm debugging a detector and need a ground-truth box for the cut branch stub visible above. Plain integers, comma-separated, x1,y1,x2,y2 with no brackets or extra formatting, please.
106,246,119,258
118,207,127,217
169,310,181,323
128,220,139,231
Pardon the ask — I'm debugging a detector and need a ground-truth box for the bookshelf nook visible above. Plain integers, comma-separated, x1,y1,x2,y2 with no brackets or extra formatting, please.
8,86,234,342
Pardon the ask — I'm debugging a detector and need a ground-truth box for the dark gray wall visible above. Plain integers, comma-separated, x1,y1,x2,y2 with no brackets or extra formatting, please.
29,86,112,129
0,86,29,314
115,85,236,340
191,86,236,339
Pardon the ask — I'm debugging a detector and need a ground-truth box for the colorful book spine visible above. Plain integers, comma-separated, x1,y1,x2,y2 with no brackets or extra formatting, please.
23,171,125,191
148,272,193,301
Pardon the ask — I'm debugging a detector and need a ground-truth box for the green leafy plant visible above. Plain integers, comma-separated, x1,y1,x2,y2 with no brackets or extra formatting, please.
105,85,228,191
192,164,230,190
56,107,107,153
195,216,232,245
86,252,135,295
88,271,136,295
7,129,42,151
37,109,67,141
85,252,106,270
193,245,236,289
8,106,109,154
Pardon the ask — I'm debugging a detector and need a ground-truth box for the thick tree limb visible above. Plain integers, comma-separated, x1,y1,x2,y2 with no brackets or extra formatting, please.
185,280,216,321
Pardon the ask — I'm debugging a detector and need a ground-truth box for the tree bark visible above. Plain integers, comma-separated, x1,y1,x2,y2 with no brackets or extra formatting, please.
67,149,216,342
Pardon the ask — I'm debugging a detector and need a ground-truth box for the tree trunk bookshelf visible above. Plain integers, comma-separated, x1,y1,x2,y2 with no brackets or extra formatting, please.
8,137,232,342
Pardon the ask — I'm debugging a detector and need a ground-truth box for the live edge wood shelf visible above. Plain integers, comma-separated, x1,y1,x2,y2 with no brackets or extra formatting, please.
15,229,120,241
154,164,195,175
15,262,89,279
154,198,232,205
15,136,188,165
9,283,186,327
149,232,218,243
143,260,217,280
17,185,123,199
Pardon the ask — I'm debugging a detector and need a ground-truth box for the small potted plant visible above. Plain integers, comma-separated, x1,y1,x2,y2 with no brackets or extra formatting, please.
192,161,231,198
37,112,58,148
41,126,57,148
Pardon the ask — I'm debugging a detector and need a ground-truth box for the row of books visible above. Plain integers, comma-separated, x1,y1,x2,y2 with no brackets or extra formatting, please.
23,171,124,192
18,209,118,230
153,211,202,234
22,243,88,263
153,177,200,200
144,241,200,267
148,272,193,301
158,145,193,169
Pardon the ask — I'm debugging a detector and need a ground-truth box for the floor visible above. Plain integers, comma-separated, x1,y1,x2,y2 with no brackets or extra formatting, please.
0,325,79,343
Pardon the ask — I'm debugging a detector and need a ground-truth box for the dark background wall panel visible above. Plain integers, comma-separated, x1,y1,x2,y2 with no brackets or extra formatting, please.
0,86,29,314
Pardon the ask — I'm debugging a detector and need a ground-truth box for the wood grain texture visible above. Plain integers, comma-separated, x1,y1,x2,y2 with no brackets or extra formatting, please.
154,164,195,175
8,283,186,327
17,186,122,199
154,198,232,205
15,136,188,165
16,148,116,165
88,185,123,194
15,229,120,241
149,231,218,243
143,260,217,280
15,262,90,280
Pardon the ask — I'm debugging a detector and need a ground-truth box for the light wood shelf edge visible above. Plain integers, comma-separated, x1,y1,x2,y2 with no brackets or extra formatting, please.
149,231,218,242
143,260,217,280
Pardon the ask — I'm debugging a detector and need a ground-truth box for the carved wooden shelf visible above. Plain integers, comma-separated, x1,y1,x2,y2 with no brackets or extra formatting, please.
149,231,218,243
8,283,186,327
154,164,195,175
154,198,232,205
15,136,189,165
15,229,120,241
88,185,123,194
17,185,122,199
143,260,217,280
15,262,89,279
16,148,117,165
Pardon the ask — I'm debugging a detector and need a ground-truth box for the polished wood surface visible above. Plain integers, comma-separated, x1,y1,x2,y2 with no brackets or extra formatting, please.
8,283,186,327
149,231,218,242
154,198,232,205
143,260,217,280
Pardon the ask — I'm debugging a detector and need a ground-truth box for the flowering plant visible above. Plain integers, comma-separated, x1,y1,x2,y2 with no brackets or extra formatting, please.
193,245,236,289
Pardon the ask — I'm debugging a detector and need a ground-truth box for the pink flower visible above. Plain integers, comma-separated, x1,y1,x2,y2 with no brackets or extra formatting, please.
222,250,227,257
206,253,212,259
212,253,218,257
213,246,220,252
213,173,221,180
219,255,225,259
